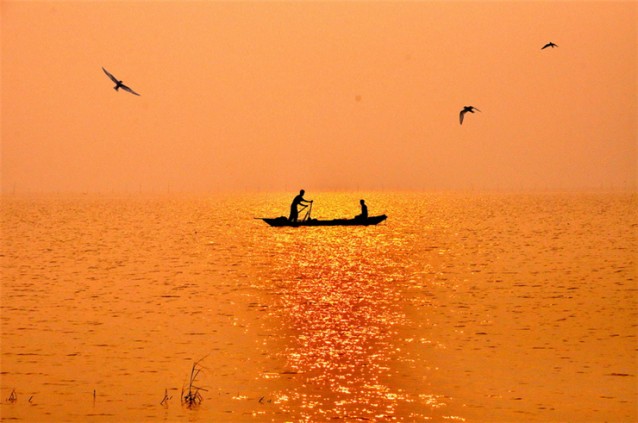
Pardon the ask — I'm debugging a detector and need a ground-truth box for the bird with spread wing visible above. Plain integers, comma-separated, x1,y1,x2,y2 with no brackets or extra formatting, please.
102,67,140,96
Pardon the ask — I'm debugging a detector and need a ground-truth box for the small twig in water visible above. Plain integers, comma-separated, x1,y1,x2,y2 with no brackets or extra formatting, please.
7,389,17,403
160,388,172,406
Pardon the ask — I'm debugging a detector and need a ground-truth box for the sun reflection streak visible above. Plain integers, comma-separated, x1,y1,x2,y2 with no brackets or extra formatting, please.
261,226,452,421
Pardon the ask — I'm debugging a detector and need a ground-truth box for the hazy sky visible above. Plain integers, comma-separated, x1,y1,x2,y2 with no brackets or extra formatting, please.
2,1,636,193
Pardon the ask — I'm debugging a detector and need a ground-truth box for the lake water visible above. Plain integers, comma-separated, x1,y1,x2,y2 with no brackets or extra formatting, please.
1,192,636,422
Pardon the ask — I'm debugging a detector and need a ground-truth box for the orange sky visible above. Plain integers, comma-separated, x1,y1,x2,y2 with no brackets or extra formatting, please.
2,1,636,193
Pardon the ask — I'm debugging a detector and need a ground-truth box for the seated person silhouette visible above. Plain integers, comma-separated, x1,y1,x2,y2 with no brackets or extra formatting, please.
355,199,368,220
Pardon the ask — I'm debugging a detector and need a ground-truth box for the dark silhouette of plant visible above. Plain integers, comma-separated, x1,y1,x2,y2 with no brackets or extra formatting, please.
181,358,207,408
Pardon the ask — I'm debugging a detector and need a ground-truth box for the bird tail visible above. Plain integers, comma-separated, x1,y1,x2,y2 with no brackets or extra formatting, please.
113,86,119,91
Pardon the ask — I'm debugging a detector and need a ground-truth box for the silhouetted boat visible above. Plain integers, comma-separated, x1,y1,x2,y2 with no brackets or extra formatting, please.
260,214,387,227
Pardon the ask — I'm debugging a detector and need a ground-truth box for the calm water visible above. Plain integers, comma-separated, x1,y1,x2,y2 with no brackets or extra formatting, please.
1,192,636,422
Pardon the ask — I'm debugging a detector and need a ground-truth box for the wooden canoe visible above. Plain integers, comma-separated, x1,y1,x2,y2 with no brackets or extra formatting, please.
260,214,387,227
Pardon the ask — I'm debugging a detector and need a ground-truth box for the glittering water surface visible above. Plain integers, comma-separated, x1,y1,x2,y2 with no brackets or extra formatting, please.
1,192,636,422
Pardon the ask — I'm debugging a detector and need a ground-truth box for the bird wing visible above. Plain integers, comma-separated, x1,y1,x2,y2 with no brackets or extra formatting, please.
474,107,481,112
541,44,549,49
102,67,119,83
459,110,466,125
120,84,140,96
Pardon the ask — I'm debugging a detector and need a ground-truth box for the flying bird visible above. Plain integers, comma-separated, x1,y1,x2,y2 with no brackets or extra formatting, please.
459,106,480,125
102,67,140,96
541,42,558,50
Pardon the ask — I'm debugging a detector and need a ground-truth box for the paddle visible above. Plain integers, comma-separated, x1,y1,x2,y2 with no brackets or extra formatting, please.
302,201,313,222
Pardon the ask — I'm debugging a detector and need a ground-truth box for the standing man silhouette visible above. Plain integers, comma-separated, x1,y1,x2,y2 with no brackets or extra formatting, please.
289,189,312,222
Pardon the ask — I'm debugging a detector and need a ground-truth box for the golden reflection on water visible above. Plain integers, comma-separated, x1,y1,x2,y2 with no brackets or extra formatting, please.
270,230,408,420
